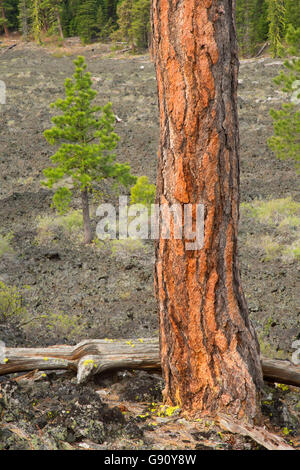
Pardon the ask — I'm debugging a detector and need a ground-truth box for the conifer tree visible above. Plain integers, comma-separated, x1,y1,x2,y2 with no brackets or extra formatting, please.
74,0,98,43
0,0,18,36
115,0,134,47
0,1,8,37
18,0,29,39
267,0,286,57
32,0,42,43
44,0,64,39
152,0,263,420
236,0,268,56
268,52,300,172
115,0,150,51
43,56,137,244
102,0,118,23
285,0,300,30
131,0,150,50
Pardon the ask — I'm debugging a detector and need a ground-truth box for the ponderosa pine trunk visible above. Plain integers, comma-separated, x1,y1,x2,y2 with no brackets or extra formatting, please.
151,0,264,422
81,188,93,244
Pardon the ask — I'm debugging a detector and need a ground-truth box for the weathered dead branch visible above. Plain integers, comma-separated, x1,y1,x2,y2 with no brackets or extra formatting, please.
254,41,269,58
0,338,299,388
0,338,160,384
0,44,17,55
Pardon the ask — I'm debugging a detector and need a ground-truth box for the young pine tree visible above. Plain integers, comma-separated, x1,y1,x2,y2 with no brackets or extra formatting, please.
268,38,300,173
43,56,137,244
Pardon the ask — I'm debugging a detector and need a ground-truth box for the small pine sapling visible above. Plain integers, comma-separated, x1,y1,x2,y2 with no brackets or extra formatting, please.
43,55,137,244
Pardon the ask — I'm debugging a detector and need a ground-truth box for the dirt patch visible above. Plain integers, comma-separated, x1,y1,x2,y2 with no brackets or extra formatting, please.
1,369,299,450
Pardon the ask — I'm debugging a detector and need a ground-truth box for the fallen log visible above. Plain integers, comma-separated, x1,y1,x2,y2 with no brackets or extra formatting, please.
262,356,300,387
0,43,17,55
0,338,160,384
254,41,269,58
0,338,300,387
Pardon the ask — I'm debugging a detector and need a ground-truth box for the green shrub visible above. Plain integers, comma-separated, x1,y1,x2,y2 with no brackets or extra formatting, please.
241,197,300,224
21,311,87,343
130,176,156,211
0,281,26,322
0,234,14,258
110,238,146,257
241,198,300,263
261,236,283,260
268,103,300,172
283,240,300,261
43,312,87,341
36,210,83,244
279,216,300,230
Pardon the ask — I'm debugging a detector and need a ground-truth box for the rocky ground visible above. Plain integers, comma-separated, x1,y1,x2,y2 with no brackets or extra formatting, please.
0,39,299,450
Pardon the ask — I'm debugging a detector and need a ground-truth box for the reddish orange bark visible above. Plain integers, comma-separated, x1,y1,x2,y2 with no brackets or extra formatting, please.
151,0,263,422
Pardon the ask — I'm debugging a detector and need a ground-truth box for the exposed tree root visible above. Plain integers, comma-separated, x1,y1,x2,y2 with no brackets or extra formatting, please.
217,415,294,450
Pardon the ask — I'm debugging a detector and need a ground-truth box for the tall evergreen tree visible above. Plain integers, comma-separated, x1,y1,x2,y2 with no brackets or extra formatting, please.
131,0,150,50
115,0,149,50
0,0,18,36
267,0,286,57
43,0,64,39
73,0,98,43
115,0,134,47
32,0,42,43
18,0,29,39
102,0,118,23
236,0,268,56
285,0,300,30
0,0,10,36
